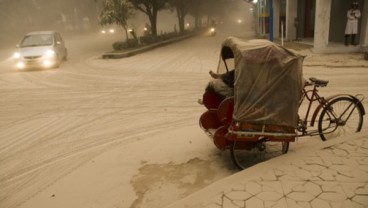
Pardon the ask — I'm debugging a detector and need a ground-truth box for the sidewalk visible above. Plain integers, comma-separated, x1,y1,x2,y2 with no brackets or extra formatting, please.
166,132,368,208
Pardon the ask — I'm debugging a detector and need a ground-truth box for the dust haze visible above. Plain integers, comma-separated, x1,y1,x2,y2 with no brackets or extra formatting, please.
0,0,254,46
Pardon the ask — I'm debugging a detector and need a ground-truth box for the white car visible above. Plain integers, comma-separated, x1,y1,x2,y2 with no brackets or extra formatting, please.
13,31,67,69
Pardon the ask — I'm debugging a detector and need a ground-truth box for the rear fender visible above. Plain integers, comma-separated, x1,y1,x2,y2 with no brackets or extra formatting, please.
310,94,365,127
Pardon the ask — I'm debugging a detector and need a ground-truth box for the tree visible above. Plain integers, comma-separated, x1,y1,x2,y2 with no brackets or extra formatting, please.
168,0,193,33
128,0,167,36
99,0,135,41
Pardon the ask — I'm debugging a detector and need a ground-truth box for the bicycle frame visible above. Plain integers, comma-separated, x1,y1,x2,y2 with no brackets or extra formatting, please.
297,83,326,136
297,82,365,137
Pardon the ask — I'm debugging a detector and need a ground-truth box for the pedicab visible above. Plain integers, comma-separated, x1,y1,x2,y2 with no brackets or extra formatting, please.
199,37,304,170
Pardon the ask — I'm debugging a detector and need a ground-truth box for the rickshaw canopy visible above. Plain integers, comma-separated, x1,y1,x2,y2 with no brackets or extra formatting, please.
218,37,304,128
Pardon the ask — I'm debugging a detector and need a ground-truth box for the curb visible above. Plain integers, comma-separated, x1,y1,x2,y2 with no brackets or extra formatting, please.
101,32,200,59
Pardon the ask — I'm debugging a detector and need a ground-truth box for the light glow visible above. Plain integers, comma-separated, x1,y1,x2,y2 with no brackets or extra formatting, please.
16,62,25,69
45,50,55,58
42,60,53,67
13,52,21,59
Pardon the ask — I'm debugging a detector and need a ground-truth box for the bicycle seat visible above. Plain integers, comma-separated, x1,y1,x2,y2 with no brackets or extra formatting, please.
309,77,329,87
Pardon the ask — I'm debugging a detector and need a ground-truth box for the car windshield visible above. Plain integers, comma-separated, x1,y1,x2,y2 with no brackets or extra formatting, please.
20,34,53,47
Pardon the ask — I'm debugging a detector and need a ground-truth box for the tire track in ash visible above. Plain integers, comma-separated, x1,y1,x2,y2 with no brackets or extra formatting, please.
0,67,203,208
1,36,218,207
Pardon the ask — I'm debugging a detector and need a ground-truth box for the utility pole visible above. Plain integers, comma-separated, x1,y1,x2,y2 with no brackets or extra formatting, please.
269,0,273,41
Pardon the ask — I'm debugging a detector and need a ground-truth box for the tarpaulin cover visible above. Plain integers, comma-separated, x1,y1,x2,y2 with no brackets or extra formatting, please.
217,37,304,128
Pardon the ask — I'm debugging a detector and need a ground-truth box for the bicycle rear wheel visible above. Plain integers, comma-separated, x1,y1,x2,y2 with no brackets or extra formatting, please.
230,139,289,170
318,97,363,141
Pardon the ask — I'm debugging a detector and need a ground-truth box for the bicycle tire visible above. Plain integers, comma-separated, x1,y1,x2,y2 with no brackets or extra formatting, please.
230,140,289,170
318,97,363,141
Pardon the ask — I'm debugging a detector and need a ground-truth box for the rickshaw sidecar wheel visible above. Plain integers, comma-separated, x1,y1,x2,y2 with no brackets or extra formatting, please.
230,140,289,170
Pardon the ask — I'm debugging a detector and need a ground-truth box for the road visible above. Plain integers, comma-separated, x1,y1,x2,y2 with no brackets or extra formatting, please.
1,24,367,208
0,24,251,208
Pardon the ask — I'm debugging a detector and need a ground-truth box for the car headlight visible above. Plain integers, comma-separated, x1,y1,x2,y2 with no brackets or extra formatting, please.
16,61,25,69
45,50,55,58
13,52,21,59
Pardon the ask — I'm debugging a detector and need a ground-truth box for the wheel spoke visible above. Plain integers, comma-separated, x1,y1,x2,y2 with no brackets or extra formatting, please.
230,140,289,170
318,97,363,141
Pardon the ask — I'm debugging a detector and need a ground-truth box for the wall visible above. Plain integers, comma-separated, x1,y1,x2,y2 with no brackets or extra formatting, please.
286,0,297,40
314,0,331,52
329,0,364,43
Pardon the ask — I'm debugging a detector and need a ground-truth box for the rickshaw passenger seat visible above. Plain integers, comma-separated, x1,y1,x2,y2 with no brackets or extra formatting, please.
203,89,222,109
199,110,222,130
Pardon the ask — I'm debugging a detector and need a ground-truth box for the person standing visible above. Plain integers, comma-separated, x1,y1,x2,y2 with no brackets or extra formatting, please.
345,2,361,46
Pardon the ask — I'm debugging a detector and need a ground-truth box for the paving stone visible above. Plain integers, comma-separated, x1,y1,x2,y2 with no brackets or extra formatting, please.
303,164,326,173
272,198,288,208
311,198,331,208
297,201,312,208
341,199,364,208
318,192,347,202
332,148,349,156
264,200,277,208
260,181,283,194
319,169,337,181
286,198,305,208
210,195,223,206
335,174,362,183
352,195,368,206
330,165,352,173
245,182,262,195
357,158,368,165
296,168,313,180
304,182,322,196
340,183,365,198
276,164,299,172
305,157,325,166
292,160,308,169
355,184,368,195
232,184,246,191
256,191,283,201
274,169,284,177
245,197,264,208
350,169,368,182
226,191,252,201
318,183,346,195
281,181,305,195
223,196,242,208
330,201,344,208
203,202,222,208
278,174,301,181
292,184,306,192
261,170,277,181
287,192,315,202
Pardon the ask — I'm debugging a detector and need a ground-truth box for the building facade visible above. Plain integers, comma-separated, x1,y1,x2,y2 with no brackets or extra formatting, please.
256,0,368,53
